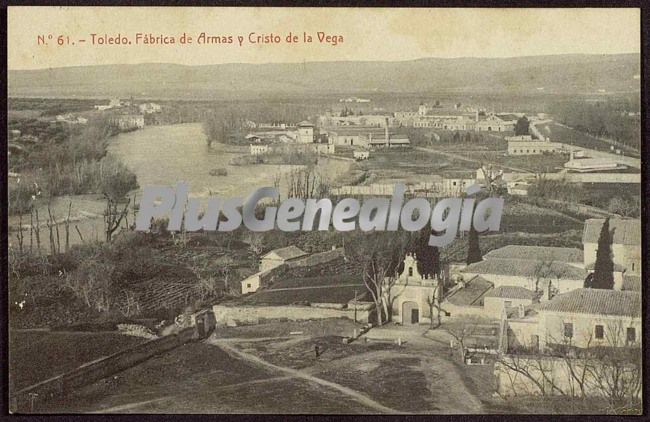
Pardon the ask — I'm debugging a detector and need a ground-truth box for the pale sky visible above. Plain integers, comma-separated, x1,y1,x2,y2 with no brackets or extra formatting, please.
8,7,641,70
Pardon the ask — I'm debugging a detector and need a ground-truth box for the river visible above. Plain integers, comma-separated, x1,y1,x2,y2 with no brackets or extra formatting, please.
108,123,300,198
10,123,351,253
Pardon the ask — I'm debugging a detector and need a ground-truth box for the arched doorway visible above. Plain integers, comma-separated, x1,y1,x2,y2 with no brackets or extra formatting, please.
402,301,419,325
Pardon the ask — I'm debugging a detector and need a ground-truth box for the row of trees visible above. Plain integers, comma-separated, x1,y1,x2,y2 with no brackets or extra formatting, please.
549,99,640,150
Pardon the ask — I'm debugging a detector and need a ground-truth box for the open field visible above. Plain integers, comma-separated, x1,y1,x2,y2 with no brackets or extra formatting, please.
15,319,637,414
9,330,146,392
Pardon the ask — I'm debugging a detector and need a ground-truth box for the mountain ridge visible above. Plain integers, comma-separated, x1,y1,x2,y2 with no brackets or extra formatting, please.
9,54,640,99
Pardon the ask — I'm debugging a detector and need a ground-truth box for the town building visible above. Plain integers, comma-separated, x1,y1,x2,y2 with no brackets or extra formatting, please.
319,113,394,128
475,113,515,132
460,245,587,295
564,157,620,172
353,150,370,161
504,288,641,352
110,114,145,130
94,98,123,111
250,144,270,155
507,140,562,155
442,275,494,318
391,253,441,325
259,246,308,273
54,114,88,125
296,121,315,143
440,173,476,196
483,286,537,318
582,218,641,276
138,102,162,114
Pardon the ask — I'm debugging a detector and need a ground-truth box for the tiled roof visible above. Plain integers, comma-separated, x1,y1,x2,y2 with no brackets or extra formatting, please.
537,288,641,318
485,286,536,300
484,245,583,264
262,246,307,261
462,258,587,280
582,218,641,246
584,262,627,272
445,276,493,306
622,274,641,292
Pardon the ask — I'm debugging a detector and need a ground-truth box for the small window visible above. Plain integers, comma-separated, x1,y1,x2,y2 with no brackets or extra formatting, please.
247,283,251,288
595,325,604,339
564,322,573,339
504,301,512,308
453,181,457,186
627,327,636,343
632,263,635,271
408,267,413,276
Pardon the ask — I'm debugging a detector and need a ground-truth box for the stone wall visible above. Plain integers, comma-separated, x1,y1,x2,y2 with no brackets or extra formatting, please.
212,302,373,326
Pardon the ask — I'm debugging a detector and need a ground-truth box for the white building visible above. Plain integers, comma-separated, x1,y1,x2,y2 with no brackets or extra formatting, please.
564,157,619,172
391,254,441,325
259,246,308,273
483,286,536,319
250,144,270,155
505,288,641,352
461,245,587,295
296,121,315,144
507,140,562,155
110,114,145,130
582,218,641,276
138,102,162,114
353,150,370,160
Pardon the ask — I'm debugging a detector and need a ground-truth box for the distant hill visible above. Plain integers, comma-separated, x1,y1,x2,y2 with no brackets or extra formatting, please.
8,54,640,99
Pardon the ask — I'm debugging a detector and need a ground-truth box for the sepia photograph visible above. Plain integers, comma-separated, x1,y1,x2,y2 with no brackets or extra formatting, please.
6,6,643,415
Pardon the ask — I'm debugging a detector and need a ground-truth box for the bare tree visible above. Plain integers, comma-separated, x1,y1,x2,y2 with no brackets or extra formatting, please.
445,317,483,362
426,285,442,329
104,197,131,242
346,231,410,326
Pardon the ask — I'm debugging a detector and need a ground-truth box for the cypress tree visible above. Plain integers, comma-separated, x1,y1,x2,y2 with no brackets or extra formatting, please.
592,218,615,289
415,228,441,279
466,225,482,265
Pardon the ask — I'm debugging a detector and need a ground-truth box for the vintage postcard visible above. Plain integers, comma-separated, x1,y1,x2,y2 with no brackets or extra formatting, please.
7,6,642,414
